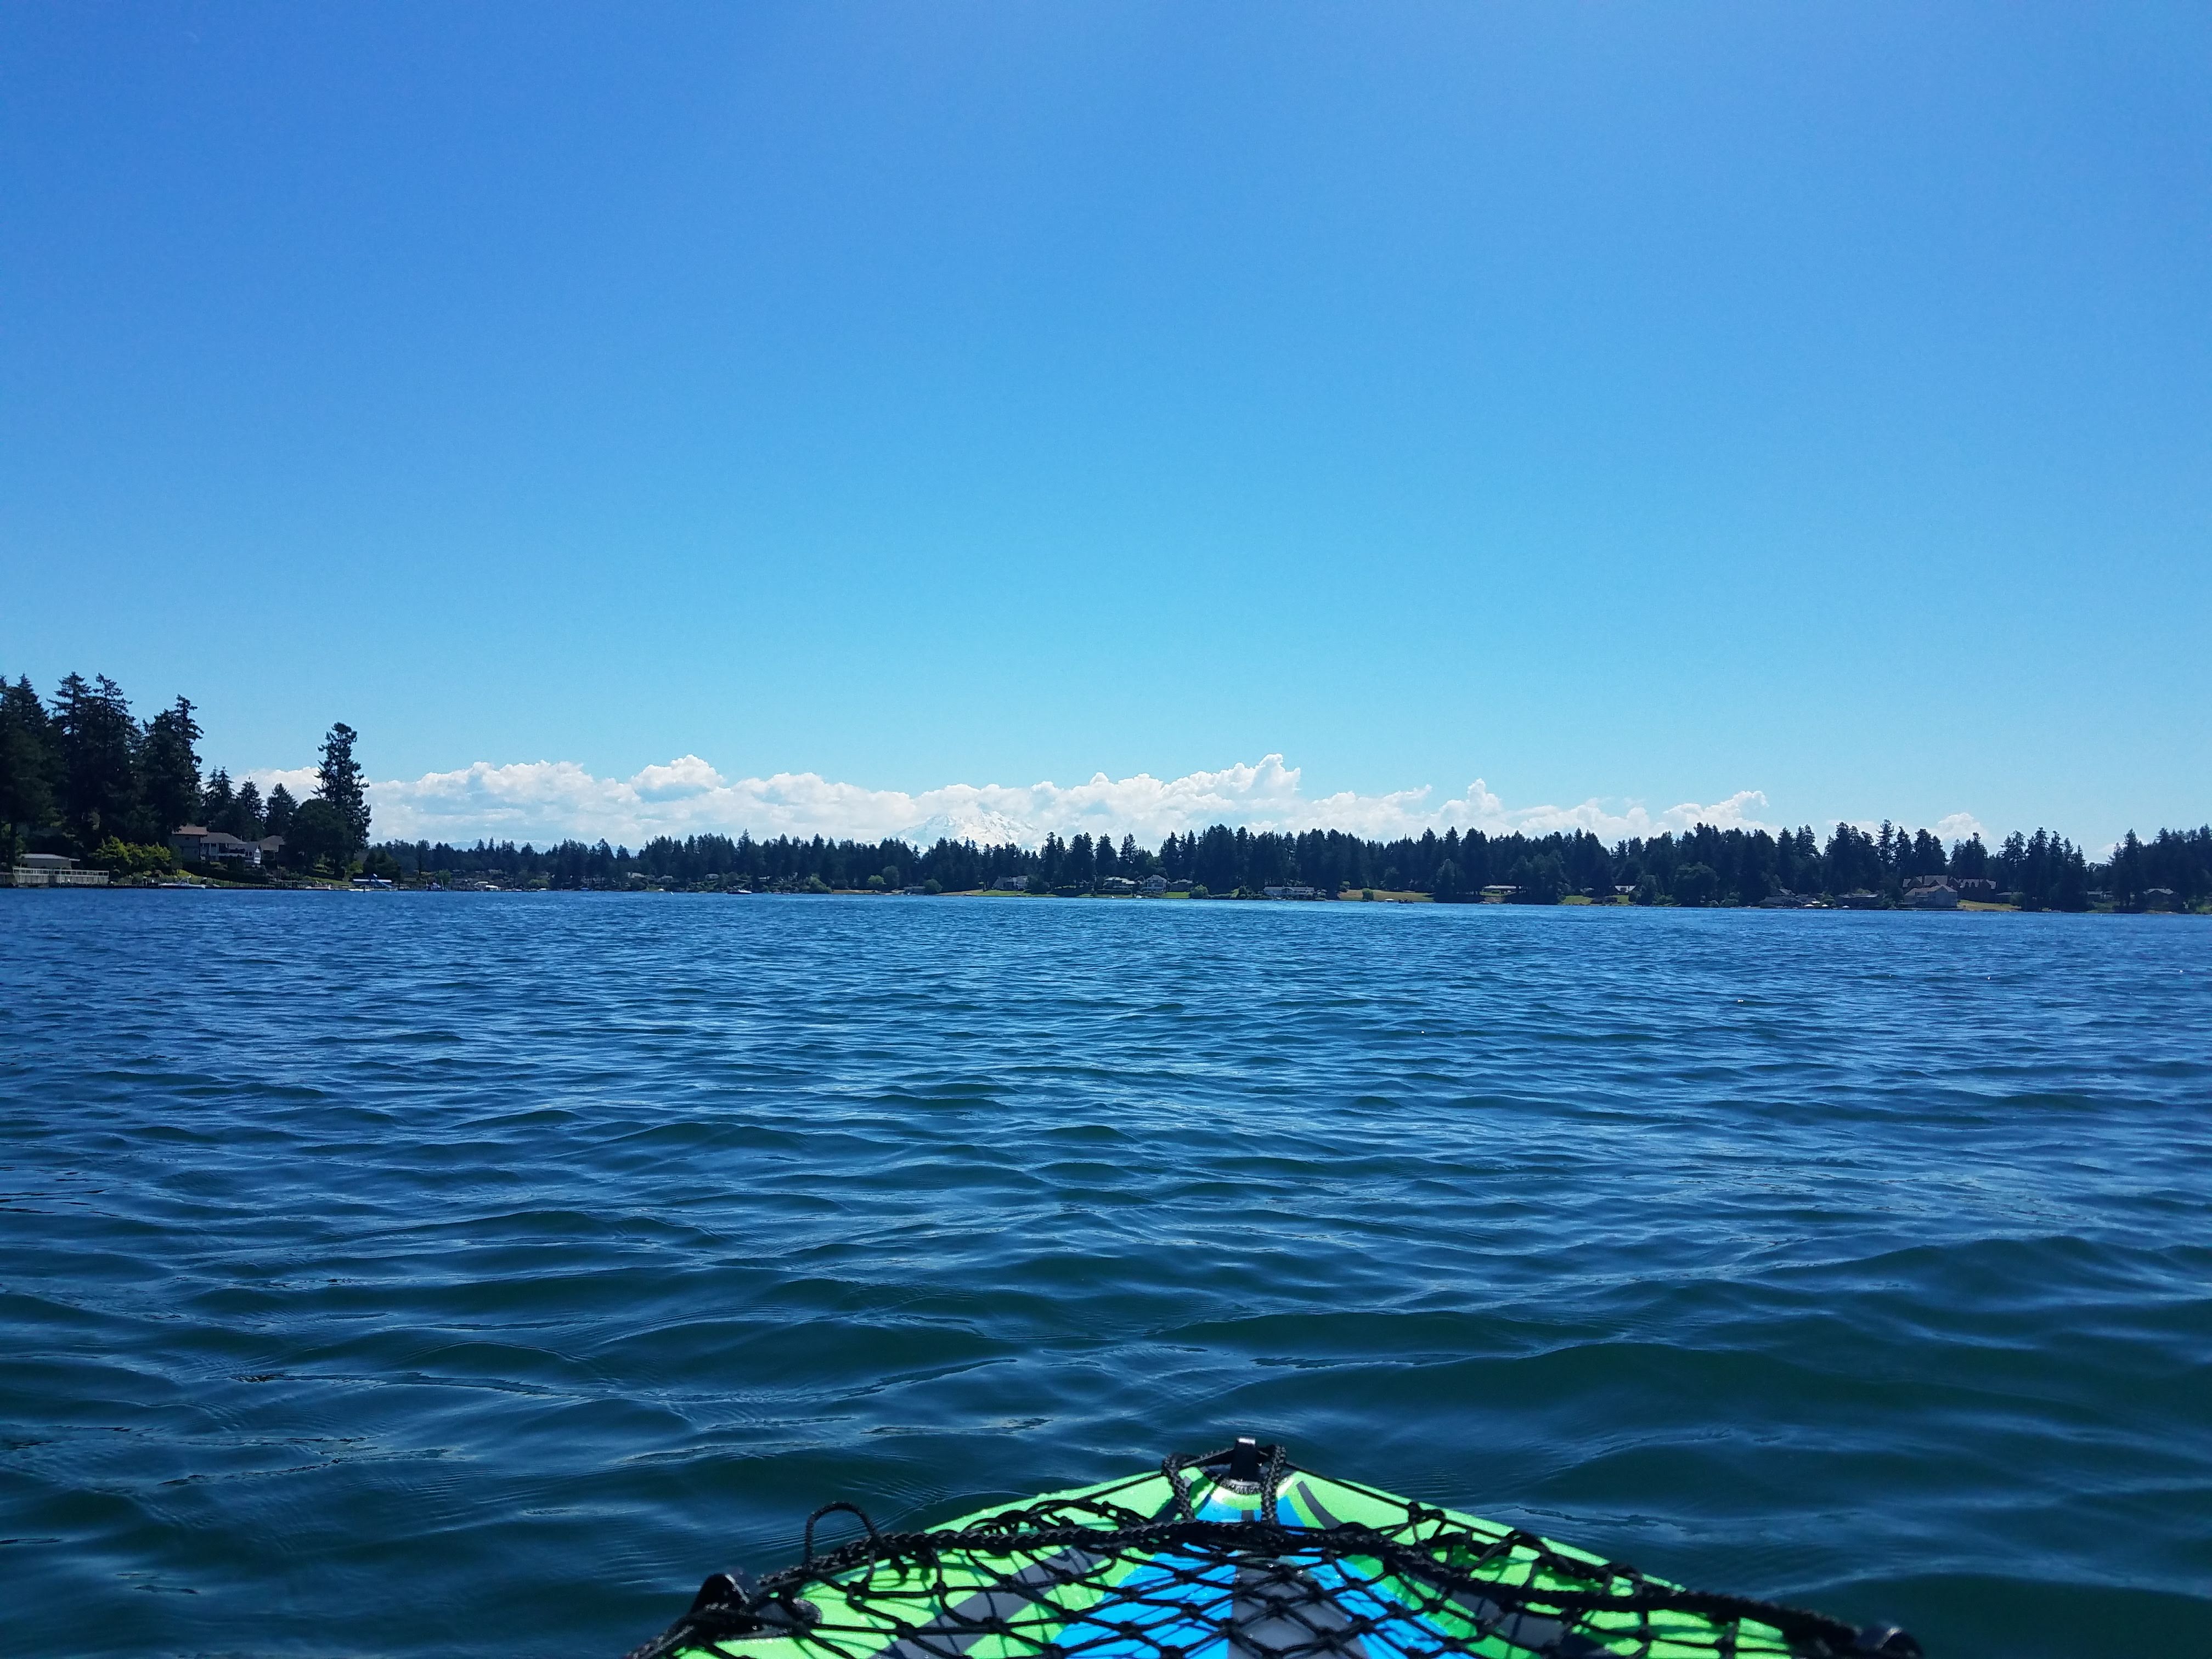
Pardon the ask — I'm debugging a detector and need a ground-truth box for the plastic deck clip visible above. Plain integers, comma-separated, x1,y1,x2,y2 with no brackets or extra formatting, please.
690,1572,745,1613
1226,1437,1263,1483
1855,1627,1922,1657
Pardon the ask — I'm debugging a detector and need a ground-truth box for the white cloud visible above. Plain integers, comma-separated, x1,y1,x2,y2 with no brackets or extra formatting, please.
1933,811,1988,844
246,753,1787,850
250,766,321,799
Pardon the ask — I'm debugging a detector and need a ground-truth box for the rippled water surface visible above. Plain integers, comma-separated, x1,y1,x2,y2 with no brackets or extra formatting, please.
3,892,2209,1657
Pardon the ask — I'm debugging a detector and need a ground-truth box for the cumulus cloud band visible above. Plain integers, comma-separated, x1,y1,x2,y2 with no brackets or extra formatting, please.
250,754,1802,850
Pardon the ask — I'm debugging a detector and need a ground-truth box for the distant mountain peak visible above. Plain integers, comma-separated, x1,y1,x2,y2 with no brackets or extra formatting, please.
904,808,1037,849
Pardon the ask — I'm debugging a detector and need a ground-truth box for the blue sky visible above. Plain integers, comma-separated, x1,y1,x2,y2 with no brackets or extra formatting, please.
4,3,2207,847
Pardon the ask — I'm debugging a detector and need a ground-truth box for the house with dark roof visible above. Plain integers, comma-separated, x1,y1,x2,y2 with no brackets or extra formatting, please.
169,826,284,867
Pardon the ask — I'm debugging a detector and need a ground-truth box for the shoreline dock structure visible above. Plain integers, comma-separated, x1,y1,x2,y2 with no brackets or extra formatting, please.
2,853,110,888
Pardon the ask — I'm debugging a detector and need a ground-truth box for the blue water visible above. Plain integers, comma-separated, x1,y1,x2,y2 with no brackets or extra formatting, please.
3,893,2208,1657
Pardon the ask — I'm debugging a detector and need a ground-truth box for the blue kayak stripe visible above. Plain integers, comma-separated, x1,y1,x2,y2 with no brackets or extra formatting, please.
1068,1549,1237,1659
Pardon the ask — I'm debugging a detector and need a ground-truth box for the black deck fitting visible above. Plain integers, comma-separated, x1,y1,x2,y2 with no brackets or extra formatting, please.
1855,1626,1922,1657
689,1572,743,1614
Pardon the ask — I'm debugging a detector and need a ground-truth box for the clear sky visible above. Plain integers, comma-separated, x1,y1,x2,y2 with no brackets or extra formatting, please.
4,3,2207,848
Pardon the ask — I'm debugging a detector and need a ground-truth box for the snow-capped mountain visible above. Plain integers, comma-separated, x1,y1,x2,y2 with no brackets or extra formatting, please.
902,809,1038,849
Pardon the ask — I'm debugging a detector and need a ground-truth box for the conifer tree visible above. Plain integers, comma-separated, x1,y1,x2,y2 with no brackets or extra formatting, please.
53,674,139,850
139,696,203,838
315,723,371,863
263,782,298,840
233,778,265,837
0,676,58,854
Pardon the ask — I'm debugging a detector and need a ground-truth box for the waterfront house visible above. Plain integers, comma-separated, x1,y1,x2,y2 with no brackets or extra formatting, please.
1140,874,1167,895
1909,884,1960,909
1261,884,1317,900
1836,890,1882,909
991,874,1028,891
169,825,273,867
1101,876,1138,893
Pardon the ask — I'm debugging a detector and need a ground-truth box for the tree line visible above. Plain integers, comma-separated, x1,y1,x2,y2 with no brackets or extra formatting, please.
0,670,371,876
7,668,2207,907
370,817,2210,910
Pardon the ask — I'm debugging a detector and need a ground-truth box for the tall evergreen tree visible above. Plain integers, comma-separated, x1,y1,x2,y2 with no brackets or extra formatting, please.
233,778,265,837
263,781,298,840
201,766,235,828
139,696,202,838
1950,834,1989,880
315,722,371,862
1064,832,1096,889
53,674,139,850
0,676,58,852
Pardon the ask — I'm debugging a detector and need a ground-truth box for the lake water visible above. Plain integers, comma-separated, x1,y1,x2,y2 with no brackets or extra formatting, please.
2,892,2208,1657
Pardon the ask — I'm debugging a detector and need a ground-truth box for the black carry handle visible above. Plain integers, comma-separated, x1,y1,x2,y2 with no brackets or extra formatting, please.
803,1500,883,1563
1163,1435,1291,1525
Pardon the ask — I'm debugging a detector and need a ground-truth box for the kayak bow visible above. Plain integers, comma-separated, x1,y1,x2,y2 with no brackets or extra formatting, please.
627,1440,1920,1659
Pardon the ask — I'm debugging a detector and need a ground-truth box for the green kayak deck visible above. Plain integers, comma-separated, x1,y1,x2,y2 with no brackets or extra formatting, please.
628,1440,1918,1659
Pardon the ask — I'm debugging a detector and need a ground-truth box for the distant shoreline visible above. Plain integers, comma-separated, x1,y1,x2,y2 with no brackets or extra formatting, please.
26,877,2205,916
9,672,2203,910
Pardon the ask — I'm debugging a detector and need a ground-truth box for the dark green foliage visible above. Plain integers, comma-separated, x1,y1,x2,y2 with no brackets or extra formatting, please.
359,812,2212,911
263,782,298,839
1672,862,1720,906
201,767,234,827
1823,823,1883,896
0,676,58,857
1504,852,1566,904
197,768,266,838
1062,833,1096,890
315,723,371,858
1995,828,2091,911
2103,828,2212,909
287,798,352,872
2136,827,2212,906
54,673,140,847
227,778,266,839
1950,834,1990,880
1567,834,1612,898
90,837,178,877
139,697,202,836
